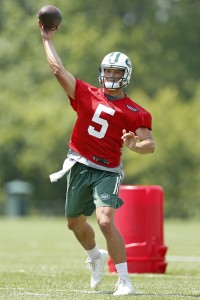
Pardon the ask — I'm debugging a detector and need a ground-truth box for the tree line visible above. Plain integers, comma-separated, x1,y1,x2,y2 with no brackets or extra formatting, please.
0,0,199,218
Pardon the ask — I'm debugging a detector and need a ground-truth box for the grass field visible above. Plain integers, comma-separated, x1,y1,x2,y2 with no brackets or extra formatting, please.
0,217,199,299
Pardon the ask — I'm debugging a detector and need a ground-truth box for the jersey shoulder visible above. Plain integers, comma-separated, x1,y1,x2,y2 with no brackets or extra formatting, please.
76,79,98,93
125,96,150,114
69,79,98,111
125,97,152,130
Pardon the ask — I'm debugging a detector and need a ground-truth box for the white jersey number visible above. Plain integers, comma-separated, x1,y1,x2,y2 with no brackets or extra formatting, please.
88,104,115,139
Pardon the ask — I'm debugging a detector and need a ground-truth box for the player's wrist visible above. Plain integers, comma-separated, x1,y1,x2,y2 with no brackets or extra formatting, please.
129,143,138,152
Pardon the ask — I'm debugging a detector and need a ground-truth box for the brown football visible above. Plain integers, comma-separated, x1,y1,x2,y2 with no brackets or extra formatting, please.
37,5,62,29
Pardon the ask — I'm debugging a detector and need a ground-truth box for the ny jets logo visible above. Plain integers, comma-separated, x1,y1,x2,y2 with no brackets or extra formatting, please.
100,193,110,201
125,58,132,68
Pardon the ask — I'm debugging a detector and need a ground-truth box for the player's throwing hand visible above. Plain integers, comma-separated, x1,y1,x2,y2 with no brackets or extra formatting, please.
38,21,57,40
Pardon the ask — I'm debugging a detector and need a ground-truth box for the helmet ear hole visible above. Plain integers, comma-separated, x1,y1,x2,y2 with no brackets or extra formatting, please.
99,52,132,89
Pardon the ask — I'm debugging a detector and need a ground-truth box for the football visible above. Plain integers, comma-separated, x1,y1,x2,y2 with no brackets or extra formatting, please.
37,5,62,30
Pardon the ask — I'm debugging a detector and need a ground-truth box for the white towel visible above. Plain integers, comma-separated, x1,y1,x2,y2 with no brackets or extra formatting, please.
49,158,76,182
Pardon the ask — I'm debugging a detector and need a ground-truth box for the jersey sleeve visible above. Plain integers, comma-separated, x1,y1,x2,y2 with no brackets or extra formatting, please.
68,79,92,112
126,98,152,131
136,110,152,130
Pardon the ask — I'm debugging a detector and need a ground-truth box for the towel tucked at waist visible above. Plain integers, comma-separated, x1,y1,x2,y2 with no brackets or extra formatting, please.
49,158,76,182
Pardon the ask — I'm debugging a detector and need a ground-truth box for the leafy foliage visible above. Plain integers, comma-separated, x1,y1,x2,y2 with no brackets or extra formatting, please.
0,0,199,218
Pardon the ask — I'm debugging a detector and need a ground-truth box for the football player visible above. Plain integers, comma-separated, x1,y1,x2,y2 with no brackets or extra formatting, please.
39,23,155,296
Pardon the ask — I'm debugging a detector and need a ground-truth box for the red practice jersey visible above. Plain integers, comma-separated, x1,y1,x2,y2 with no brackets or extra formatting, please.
68,79,152,168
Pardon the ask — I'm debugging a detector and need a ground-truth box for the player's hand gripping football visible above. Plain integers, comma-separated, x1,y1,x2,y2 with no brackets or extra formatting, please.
121,129,139,151
38,21,57,40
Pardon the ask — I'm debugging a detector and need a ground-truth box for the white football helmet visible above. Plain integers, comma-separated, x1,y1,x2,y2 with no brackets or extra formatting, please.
99,52,132,89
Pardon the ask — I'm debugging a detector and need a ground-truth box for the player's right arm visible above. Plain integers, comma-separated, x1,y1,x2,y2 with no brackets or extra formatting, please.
39,23,76,99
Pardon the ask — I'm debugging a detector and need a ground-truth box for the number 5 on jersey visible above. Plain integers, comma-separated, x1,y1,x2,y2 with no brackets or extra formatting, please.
88,104,115,139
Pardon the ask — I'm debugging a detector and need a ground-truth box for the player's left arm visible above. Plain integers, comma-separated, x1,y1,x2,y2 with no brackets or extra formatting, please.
121,128,155,154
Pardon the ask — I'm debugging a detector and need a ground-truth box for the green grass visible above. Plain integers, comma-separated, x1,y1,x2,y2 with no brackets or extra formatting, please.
0,217,199,299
